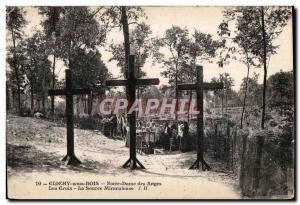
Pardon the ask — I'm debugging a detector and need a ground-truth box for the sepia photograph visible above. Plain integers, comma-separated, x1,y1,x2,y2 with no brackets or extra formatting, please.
5,5,295,200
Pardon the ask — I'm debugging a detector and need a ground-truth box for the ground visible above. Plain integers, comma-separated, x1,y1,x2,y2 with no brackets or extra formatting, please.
6,115,241,199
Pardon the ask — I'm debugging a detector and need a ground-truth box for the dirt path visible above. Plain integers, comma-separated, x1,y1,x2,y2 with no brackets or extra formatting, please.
7,115,241,199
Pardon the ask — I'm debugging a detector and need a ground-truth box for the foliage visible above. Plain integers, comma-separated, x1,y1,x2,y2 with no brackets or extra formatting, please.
72,48,111,89
6,7,26,39
267,71,293,110
238,73,262,106
56,7,108,67
153,26,190,85
104,6,146,77
104,6,146,28
108,22,152,77
24,32,52,98
220,7,291,67
220,6,292,129
6,6,27,112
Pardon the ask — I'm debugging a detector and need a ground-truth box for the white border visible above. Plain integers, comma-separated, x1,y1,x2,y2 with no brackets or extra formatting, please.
1,1,298,204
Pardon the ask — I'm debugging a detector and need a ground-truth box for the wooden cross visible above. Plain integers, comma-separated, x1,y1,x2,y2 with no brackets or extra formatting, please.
178,65,223,170
105,55,159,169
48,69,91,165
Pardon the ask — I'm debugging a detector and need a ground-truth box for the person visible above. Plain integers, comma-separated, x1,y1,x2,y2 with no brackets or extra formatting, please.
178,122,184,149
110,114,118,137
163,122,171,150
155,124,164,147
119,114,126,140
170,123,178,151
180,122,190,152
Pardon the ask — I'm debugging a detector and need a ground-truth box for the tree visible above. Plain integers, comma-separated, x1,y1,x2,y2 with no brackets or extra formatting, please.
211,73,234,115
104,6,147,113
109,22,151,77
22,32,52,113
104,6,146,78
222,6,292,129
72,48,111,115
267,71,293,114
239,73,262,107
6,6,27,113
184,30,223,121
52,7,108,115
153,26,190,121
39,6,63,114
219,8,261,128
57,7,107,70
108,22,152,97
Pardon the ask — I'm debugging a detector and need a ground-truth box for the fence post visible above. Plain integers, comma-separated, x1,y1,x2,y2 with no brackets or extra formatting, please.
240,133,248,190
232,127,237,171
214,123,218,158
252,135,265,195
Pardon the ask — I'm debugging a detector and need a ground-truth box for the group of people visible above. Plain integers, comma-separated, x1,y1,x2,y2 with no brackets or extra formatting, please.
101,114,191,153
102,114,127,138
160,121,190,152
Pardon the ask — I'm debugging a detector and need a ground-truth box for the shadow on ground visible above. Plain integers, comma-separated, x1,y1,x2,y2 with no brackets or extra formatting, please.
7,143,111,174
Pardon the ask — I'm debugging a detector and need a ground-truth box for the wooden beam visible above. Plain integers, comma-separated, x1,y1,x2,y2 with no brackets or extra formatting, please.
136,78,159,86
105,78,159,87
71,88,91,95
178,84,196,91
48,89,91,96
105,79,127,87
178,82,223,91
203,82,223,90
48,89,65,96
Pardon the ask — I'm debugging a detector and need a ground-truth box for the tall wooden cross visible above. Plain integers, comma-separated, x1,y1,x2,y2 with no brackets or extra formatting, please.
48,69,91,165
178,65,223,170
105,55,159,169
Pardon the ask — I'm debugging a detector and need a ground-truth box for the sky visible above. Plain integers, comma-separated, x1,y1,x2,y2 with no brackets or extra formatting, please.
20,6,293,91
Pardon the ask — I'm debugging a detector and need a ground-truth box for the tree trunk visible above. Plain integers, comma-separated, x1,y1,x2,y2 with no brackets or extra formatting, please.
12,89,16,109
51,54,56,115
261,7,268,130
6,82,10,111
11,30,21,113
187,90,192,123
225,92,228,114
174,51,181,122
221,95,224,116
240,58,250,129
30,82,34,111
42,67,46,114
121,6,131,123
121,6,130,78
88,93,93,116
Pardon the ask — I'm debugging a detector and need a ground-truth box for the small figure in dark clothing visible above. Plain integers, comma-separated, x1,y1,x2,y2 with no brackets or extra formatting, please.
110,114,118,137
162,122,171,150
180,122,190,152
170,123,178,151
119,114,127,139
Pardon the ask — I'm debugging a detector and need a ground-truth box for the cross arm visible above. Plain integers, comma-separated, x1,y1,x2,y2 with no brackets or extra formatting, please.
72,89,91,95
105,79,127,87
48,88,91,96
177,82,223,91
177,84,196,91
136,78,159,86
91,88,105,95
105,78,159,87
203,82,223,90
49,89,65,96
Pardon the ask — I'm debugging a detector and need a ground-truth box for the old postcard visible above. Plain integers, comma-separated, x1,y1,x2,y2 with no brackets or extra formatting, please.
6,6,295,200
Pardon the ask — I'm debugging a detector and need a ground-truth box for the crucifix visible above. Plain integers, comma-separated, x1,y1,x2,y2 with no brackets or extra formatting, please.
178,65,223,170
105,55,159,169
48,69,91,165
